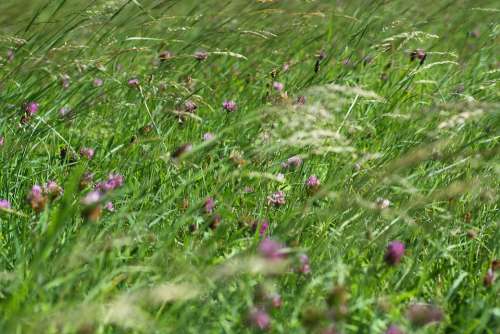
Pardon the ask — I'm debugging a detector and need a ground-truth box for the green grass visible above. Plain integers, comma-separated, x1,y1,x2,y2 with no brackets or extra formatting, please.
0,0,499,333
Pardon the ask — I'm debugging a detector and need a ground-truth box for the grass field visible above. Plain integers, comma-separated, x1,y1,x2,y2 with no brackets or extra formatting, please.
0,0,499,333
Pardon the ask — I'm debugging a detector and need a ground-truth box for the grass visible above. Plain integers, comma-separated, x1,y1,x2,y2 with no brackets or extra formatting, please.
0,0,499,333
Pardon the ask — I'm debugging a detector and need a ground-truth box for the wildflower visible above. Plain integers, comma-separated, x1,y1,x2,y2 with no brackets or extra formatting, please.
259,238,286,260
272,81,284,92
306,175,320,189
194,50,208,61
104,201,115,212
483,268,495,287
276,173,285,182
281,155,302,169
259,219,269,236
59,107,71,117
171,143,193,159
282,62,290,72
406,303,443,327
184,100,197,113
81,191,102,221
79,147,95,160
384,241,405,265
81,191,101,206
386,325,404,334
93,78,103,87
0,199,11,210
28,185,47,213
202,132,214,141
159,50,173,61
267,191,285,207
25,102,39,116
96,174,124,193
7,49,14,62
0,136,4,146
248,308,270,331
410,49,426,65
61,74,70,89
298,254,311,274
44,181,63,199
204,197,216,214
376,197,391,209
80,172,94,189
222,100,237,112
270,293,282,308
209,214,221,230
128,78,140,87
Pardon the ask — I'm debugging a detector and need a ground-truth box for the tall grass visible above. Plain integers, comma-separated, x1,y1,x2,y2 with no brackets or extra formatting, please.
0,0,499,333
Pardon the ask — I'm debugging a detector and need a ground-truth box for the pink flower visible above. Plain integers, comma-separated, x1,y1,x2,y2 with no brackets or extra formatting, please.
0,136,4,146
376,197,391,209
25,102,39,115
0,199,11,210
81,191,101,206
270,293,282,308
248,308,270,331
281,155,302,169
273,81,284,92
204,197,216,214
184,100,197,113
259,219,269,236
28,185,47,213
59,107,71,117
259,238,286,260
298,254,311,274
386,325,404,334
202,132,214,141
384,241,405,265
96,174,124,193
267,191,285,206
44,181,63,198
128,78,139,87
306,175,320,188
104,201,115,212
194,50,208,61
79,147,95,160
93,78,103,87
222,100,237,112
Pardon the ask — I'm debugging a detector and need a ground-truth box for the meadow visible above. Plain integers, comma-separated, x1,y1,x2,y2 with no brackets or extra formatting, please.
0,0,499,333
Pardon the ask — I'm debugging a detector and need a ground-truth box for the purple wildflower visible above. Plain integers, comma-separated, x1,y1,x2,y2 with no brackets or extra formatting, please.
104,201,115,212
202,132,214,141
270,294,282,308
281,155,302,169
204,197,216,214
259,238,285,260
376,197,391,209
273,81,284,92
79,147,95,160
93,78,103,87
306,175,320,188
184,100,197,113
25,102,39,116
96,174,124,193
248,308,270,331
384,241,405,265
0,199,11,210
259,219,269,236
81,191,101,206
59,107,71,117
44,180,63,199
222,100,237,112
159,50,173,61
410,49,426,65
267,191,285,206
28,184,47,213
194,50,208,61
406,303,443,327
298,254,311,274
386,325,404,334
128,78,140,87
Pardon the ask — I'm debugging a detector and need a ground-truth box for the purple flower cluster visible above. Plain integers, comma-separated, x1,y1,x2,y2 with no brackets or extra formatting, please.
384,241,405,265
222,100,237,112
267,191,285,207
0,199,11,210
